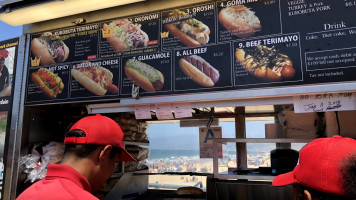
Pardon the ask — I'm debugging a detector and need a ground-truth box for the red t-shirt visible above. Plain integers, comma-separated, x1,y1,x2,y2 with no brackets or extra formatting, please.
17,164,98,200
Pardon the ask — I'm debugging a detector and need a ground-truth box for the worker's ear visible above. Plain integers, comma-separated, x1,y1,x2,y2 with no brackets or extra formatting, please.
303,190,312,200
98,145,112,164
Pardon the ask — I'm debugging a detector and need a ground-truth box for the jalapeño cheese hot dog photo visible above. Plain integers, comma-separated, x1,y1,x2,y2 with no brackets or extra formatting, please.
124,59,164,92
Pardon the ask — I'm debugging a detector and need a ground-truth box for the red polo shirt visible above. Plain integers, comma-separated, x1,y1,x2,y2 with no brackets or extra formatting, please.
17,164,98,200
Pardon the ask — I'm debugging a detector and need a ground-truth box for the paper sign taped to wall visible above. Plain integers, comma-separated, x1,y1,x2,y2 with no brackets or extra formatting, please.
134,105,152,119
173,103,192,118
293,92,356,113
155,104,174,120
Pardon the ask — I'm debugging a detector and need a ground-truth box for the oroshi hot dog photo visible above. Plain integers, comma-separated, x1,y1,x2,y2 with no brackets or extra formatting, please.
165,9,210,47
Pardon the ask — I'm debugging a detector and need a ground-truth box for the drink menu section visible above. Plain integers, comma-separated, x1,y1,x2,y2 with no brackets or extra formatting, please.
25,0,356,105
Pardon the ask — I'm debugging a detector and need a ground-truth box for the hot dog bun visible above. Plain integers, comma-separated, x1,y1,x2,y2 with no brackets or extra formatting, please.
31,33,69,66
31,38,56,66
31,73,57,98
179,55,219,87
103,23,130,52
219,5,261,39
124,59,164,92
235,47,294,81
71,66,114,96
31,68,64,98
103,19,149,52
165,24,201,47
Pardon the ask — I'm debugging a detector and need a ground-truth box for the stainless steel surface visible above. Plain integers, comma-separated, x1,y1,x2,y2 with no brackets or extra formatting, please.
3,35,27,200
120,82,356,105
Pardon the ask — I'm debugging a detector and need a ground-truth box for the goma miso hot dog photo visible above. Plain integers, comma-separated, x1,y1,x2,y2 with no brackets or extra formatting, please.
165,9,210,47
235,45,295,81
179,55,220,87
124,59,164,92
71,62,119,96
31,32,69,66
219,5,261,39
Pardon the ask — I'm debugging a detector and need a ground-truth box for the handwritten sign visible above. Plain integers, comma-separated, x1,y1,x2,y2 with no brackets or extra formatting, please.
293,93,356,113
155,104,174,120
134,105,152,119
173,103,192,118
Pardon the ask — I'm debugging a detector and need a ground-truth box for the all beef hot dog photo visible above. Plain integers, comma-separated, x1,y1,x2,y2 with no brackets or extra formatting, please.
179,55,220,87
174,43,232,90
71,61,119,96
31,32,69,66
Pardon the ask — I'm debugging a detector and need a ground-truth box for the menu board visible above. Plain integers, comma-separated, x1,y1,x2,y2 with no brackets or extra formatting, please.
25,0,356,105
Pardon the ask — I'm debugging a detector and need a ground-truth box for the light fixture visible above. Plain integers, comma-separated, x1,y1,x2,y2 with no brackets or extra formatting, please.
0,0,146,26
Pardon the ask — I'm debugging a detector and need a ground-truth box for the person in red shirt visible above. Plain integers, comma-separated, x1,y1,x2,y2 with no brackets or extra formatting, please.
273,135,356,200
17,114,137,200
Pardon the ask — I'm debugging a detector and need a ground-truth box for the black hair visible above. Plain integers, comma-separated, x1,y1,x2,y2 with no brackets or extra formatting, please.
63,129,122,159
293,183,352,200
340,153,356,199
0,57,4,62
64,144,122,159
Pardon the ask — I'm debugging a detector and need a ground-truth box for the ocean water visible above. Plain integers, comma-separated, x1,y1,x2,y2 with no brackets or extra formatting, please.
146,149,261,160
148,149,200,160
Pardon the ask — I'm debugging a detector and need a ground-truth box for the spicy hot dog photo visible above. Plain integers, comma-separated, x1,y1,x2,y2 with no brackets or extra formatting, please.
121,52,172,96
233,33,302,86
174,43,233,91
70,59,120,98
217,0,281,42
100,13,160,57
161,2,216,51
26,65,69,103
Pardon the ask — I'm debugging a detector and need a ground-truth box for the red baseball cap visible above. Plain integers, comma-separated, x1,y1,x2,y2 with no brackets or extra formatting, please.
272,135,356,195
64,114,136,162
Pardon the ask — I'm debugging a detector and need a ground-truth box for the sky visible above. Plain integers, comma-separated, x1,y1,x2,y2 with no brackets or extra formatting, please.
0,21,22,41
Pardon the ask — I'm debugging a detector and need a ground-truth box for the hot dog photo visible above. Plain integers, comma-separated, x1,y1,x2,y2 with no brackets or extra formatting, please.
30,32,69,66
27,66,69,102
102,19,149,52
71,61,119,96
235,45,295,82
217,1,281,42
161,3,216,50
233,34,302,85
121,53,172,95
175,44,232,91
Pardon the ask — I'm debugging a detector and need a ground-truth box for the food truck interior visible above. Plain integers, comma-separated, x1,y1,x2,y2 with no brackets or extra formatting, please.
14,102,355,200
